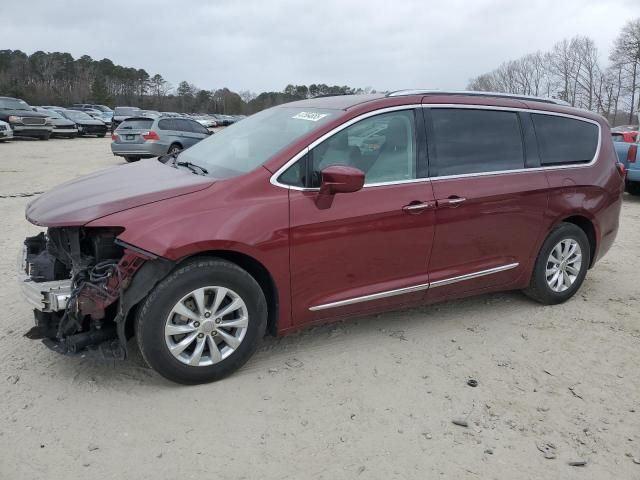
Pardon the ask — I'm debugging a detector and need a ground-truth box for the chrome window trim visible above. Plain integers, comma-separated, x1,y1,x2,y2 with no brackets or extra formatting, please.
309,262,519,311
270,104,422,191
269,103,602,191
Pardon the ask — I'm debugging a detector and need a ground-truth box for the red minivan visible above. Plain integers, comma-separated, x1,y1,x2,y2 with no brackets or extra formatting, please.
20,91,624,384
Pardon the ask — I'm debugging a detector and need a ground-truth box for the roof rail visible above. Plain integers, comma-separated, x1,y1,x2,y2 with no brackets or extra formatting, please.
386,89,569,106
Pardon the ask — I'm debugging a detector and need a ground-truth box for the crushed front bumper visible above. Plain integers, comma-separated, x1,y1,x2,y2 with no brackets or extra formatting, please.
17,246,70,312
20,277,71,312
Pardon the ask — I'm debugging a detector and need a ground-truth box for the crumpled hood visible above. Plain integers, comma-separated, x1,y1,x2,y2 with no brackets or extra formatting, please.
26,159,214,227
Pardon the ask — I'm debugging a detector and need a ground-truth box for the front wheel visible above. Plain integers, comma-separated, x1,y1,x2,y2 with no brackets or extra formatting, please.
124,156,140,163
135,258,267,384
524,222,590,305
97,133,106,138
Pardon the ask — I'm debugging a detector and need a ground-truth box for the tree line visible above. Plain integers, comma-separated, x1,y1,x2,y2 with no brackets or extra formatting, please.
0,49,372,114
467,18,640,126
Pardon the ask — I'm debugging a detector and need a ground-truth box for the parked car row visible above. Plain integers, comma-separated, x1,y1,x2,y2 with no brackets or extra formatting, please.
0,96,112,140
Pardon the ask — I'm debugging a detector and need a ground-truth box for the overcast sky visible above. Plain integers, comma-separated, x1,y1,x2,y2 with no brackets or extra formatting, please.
2,0,639,93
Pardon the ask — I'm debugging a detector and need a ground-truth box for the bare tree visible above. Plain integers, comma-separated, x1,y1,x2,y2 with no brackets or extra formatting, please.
611,19,640,123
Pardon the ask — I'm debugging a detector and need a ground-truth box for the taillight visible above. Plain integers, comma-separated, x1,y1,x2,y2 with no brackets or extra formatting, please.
111,132,118,141
628,144,637,163
142,130,160,141
616,162,626,178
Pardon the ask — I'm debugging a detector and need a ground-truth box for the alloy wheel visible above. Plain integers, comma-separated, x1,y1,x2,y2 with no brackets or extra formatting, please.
545,239,582,293
164,286,249,367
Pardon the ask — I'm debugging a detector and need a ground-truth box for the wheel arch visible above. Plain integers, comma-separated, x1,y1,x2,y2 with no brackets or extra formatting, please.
124,248,280,343
557,214,597,268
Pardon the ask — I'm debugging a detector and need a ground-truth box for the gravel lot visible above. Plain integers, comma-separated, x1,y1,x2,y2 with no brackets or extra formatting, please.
1,137,639,479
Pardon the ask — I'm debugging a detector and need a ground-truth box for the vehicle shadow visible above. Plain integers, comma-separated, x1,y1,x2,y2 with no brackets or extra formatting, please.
52,289,539,389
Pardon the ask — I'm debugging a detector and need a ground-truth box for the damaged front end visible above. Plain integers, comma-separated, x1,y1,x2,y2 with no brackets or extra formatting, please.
19,227,173,359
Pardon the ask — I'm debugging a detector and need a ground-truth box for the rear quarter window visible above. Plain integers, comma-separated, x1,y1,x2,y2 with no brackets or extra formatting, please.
532,114,598,165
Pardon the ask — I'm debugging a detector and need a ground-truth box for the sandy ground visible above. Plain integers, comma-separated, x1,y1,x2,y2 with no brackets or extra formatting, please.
0,136,639,480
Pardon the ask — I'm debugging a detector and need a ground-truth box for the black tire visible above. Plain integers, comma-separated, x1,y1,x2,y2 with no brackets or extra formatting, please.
626,181,640,196
97,133,106,138
524,222,590,305
135,258,267,384
168,143,182,155
124,156,140,163
39,134,50,140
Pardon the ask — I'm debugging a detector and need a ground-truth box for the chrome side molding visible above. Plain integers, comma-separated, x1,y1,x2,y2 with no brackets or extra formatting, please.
309,262,519,311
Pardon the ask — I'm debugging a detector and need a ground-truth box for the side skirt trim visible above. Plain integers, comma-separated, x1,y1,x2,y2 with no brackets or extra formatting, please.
308,262,519,312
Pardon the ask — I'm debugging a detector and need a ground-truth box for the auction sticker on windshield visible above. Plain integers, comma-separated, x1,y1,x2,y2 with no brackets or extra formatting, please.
292,112,330,122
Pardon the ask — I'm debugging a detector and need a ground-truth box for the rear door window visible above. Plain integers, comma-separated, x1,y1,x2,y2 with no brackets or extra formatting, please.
429,108,525,176
173,119,193,132
189,120,210,135
531,114,598,165
158,119,175,130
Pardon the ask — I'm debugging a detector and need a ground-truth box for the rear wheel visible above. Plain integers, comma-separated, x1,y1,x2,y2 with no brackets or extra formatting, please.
124,156,140,163
524,222,590,305
135,258,267,384
168,143,182,155
626,181,640,196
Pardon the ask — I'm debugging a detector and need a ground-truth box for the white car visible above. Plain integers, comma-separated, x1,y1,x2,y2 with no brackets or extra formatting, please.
0,119,13,142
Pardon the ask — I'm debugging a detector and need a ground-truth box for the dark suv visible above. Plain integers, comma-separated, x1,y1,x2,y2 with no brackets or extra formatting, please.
19,91,623,384
0,96,53,139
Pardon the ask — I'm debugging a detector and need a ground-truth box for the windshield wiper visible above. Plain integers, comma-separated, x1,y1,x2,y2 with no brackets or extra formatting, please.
176,161,209,175
166,152,209,175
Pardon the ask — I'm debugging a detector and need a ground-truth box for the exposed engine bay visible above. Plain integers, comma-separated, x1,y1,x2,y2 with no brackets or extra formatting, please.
21,227,173,358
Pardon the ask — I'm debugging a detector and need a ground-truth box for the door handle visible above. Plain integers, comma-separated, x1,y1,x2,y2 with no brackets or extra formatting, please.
402,201,436,213
437,196,466,208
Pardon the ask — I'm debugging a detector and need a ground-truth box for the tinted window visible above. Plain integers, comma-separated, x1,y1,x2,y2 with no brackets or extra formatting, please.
431,109,524,176
117,118,154,130
532,114,598,165
158,119,175,130
188,120,209,134
173,119,193,132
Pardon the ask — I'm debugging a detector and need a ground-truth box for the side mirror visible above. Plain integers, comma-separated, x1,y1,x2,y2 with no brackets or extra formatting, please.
319,165,365,195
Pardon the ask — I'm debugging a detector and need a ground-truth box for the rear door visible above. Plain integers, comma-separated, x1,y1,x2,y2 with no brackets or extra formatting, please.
173,119,200,148
423,105,549,301
186,119,211,144
285,108,437,327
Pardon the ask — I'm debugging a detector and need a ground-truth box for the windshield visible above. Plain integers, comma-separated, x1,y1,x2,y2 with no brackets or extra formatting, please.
38,109,63,119
0,97,32,111
64,110,92,121
177,107,336,177
92,105,112,112
114,107,140,116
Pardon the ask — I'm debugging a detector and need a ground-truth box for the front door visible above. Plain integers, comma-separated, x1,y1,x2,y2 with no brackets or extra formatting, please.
285,108,437,327
423,106,549,301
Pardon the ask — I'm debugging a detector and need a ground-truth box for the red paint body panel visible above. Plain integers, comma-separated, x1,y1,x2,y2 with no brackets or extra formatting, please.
426,171,549,301
288,182,436,326
26,93,624,336
26,159,213,227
